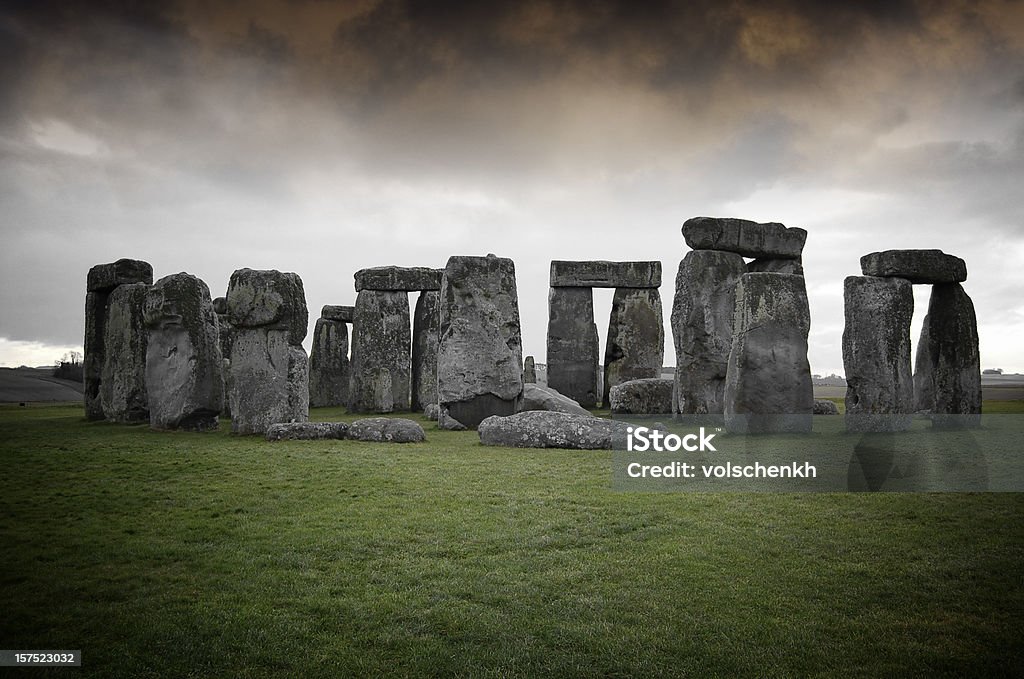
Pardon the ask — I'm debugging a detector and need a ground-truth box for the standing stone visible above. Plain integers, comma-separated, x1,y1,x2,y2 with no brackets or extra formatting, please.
724,273,813,433
349,290,411,413
84,258,153,420
842,276,915,432
309,314,350,407
913,283,981,427
99,282,150,423
523,356,537,384
226,269,309,434
212,296,232,360
546,287,599,408
671,250,746,415
412,290,440,412
143,273,224,431
212,296,232,418
603,288,664,406
437,254,524,428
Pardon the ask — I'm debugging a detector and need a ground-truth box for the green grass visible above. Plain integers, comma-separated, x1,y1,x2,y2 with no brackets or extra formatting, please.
1,403,1022,677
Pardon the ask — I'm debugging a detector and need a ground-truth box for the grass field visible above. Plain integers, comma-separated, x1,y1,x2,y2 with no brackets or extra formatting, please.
2,403,1022,677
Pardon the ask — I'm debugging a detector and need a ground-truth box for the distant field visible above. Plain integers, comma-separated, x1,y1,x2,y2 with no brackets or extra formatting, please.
812,385,847,400
0,367,83,402
815,384,1024,401
1,402,1022,677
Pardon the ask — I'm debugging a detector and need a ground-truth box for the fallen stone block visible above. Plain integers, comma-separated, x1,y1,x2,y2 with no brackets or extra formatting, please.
346,417,426,442
813,399,839,415
478,411,638,449
265,421,348,441
609,378,674,415
520,383,591,416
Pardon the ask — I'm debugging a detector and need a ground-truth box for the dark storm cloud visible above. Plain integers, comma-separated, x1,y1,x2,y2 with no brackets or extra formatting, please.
239,21,293,62
325,0,927,103
0,0,1022,372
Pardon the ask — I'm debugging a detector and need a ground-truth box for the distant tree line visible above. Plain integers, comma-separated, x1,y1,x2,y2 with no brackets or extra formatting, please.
54,351,83,383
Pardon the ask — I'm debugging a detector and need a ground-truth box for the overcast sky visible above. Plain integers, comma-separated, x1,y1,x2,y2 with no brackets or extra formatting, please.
2,0,1022,375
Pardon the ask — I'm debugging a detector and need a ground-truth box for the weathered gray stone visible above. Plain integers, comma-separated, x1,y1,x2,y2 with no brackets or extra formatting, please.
842,276,915,432
309,318,350,407
861,250,967,284
523,356,537,384
84,292,106,420
226,268,308,342
354,266,443,292
813,399,840,415
683,217,806,258
87,258,154,293
603,288,664,406
229,331,309,434
437,255,523,428
348,290,411,413
265,421,348,441
84,258,153,420
411,290,440,412
221,358,232,419
748,257,804,275
520,383,591,416
213,298,233,361
322,305,354,322
346,417,426,442
423,403,440,420
144,273,224,431
671,250,747,415
478,411,636,449
99,282,149,423
724,273,813,433
609,378,674,415
546,287,599,408
226,269,309,434
914,283,981,427
438,408,468,431
549,260,661,288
